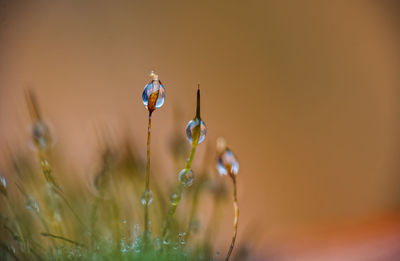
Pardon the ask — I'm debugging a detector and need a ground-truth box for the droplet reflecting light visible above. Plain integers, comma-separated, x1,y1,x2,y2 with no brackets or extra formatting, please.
141,189,153,206
185,119,207,145
32,120,52,150
142,71,165,112
0,176,7,197
185,87,207,145
178,168,194,187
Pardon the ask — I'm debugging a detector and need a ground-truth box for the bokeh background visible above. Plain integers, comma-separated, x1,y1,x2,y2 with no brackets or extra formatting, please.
1,1,400,260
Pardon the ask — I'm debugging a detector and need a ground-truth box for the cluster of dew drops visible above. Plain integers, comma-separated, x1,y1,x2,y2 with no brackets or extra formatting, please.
0,72,241,261
91,72,235,257
140,71,207,208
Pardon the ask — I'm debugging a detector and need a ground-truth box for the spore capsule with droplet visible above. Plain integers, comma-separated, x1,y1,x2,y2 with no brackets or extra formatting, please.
0,176,7,197
32,120,52,150
142,72,165,112
217,149,239,176
185,118,207,145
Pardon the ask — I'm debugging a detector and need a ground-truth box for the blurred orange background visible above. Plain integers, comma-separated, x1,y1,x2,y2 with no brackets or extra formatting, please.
1,1,400,259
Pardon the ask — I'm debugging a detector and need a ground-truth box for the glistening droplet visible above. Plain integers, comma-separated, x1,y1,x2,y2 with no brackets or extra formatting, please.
170,192,181,206
217,148,239,176
32,120,52,150
141,189,153,206
185,119,206,145
185,87,207,145
26,196,40,212
178,168,194,187
0,175,7,197
142,71,165,112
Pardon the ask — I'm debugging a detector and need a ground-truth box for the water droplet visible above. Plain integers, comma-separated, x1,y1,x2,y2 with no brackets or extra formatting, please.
163,238,171,245
217,148,239,176
185,118,206,145
131,224,143,253
26,196,40,212
0,175,7,197
32,121,52,150
173,243,179,250
178,232,186,245
0,176,6,188
170,192,181,206
142,72,165,112
179,168,194,187
141,189,153,206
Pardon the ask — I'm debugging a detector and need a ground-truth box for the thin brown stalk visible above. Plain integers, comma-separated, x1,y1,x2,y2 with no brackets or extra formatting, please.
225,175,239,261
144,111,152,234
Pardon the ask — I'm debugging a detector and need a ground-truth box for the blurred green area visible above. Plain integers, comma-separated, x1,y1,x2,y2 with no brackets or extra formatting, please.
0,115,241,260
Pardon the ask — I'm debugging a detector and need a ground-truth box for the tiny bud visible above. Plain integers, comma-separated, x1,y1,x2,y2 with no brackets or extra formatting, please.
216,139,239,177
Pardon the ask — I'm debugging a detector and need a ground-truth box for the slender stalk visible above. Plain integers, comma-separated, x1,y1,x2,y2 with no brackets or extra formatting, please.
186,145,210,240
90,195,102,246
56,189,86,228
186,145,197,169
162,144,197,240
0,242,20,261
144,111,152,234
40,233,85,247
225,175,239,261
15,183,55,246
4,198,28,258
38,152,86,230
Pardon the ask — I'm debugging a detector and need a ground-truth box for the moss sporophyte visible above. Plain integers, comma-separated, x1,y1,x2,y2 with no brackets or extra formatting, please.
162,86,207,244
216,138,240,261
141,71,166,237
0,73,242,261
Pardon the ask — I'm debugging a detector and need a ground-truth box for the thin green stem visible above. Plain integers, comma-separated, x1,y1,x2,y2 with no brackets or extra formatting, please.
144,112,152,234
15,183,55,246
162,144,197,240
225,175,239,261
56,189,86,229
39,152,86,228
185,145,197,170
90,195,101,246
